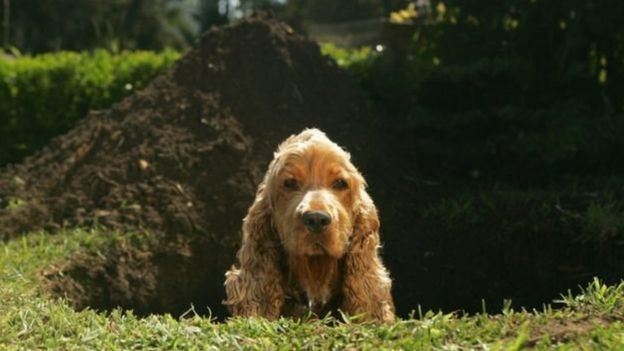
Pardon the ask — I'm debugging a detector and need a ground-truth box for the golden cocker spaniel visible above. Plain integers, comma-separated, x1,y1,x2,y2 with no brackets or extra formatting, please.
224,128,395,322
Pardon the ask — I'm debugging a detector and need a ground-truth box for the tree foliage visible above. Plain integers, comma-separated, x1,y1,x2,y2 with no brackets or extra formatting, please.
421,0,623,111
282,0,386,23
368,0,624,115
1,0,193,53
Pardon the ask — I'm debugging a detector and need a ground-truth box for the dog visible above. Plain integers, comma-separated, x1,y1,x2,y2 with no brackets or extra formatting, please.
224,128,394,322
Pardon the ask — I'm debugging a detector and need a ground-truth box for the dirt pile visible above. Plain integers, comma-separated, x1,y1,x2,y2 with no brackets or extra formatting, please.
0,15,374,238
0,15,377,318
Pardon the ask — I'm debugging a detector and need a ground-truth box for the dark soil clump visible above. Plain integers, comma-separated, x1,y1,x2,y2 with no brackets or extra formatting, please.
44,233,231,317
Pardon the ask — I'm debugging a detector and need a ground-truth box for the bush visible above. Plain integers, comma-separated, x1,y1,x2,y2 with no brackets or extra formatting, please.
321,0,624,181
0,50,180,166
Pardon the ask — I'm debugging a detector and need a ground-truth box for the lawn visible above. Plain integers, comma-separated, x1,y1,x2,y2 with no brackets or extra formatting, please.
2,229,623,350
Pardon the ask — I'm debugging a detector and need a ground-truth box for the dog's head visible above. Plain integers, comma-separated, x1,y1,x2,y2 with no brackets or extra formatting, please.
264,129,365,258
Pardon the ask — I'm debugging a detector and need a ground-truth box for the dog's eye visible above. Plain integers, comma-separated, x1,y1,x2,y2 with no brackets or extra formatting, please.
332,178,348,190
283,178,300,191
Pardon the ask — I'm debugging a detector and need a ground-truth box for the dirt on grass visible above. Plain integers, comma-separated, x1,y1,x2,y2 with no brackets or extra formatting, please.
2,14,623,320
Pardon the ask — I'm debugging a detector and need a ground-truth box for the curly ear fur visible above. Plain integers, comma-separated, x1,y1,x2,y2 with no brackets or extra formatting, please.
224,183,286,319
340,188,395,322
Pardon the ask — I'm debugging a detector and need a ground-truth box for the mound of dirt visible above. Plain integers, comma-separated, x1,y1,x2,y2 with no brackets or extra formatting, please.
0,15,375,238
0,15,379,318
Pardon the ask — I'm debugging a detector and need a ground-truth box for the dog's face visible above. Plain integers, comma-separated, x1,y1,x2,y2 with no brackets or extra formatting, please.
266,130,364,258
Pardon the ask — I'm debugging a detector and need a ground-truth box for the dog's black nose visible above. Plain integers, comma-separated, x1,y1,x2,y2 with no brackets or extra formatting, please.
302,211,332,232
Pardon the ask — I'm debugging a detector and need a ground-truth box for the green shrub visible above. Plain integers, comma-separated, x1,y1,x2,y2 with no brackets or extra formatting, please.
320,43,378,72
321,0,624,180
0,50,180,166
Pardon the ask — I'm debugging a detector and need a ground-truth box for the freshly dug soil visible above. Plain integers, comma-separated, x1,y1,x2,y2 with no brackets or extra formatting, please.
0,14,379,319
0,15,374,238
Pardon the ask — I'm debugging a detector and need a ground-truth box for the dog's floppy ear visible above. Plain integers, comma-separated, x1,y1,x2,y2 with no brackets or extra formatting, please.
350,188,380,250
340,187,395,322
224,182,286,318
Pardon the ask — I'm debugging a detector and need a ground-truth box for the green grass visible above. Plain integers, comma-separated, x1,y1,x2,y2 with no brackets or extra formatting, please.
2,229,624,349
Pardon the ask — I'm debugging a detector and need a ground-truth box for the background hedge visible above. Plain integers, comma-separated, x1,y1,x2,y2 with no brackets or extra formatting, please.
0,50,180,166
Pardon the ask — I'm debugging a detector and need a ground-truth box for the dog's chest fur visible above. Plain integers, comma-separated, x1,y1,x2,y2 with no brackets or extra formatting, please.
288,255,341,307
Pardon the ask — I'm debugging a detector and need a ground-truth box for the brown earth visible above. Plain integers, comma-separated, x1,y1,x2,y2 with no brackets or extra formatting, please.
0,15,376,238
2,14,623,320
